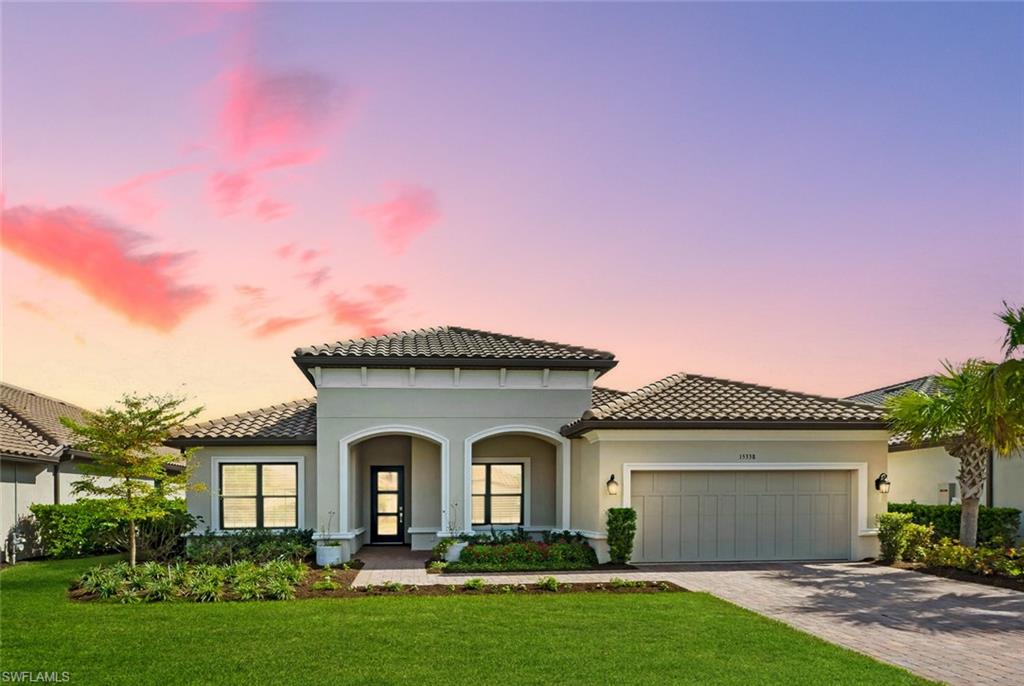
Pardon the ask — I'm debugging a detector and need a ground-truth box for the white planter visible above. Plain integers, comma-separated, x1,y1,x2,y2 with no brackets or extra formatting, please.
316,544,345,567
445,541,468,562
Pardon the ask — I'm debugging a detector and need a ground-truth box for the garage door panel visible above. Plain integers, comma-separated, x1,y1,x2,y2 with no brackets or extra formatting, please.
630,469,851,563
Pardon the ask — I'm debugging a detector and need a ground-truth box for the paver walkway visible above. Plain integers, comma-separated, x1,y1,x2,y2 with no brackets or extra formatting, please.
353,547,1024,686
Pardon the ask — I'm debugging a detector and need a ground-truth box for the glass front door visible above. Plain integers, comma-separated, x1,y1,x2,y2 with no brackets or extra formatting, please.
370,466,404,544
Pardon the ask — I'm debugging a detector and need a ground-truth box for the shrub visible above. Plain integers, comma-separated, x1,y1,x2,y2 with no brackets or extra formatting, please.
903,523,935,563
381,581,404,593
877,512,914,562
30,498,194,560
451,540,597,572
888,502,1020,546
924,538,1023,579
609,577,644,589
542,530,587,545
606,508,637,564
185,529,314,565
463,578,486,591
73,559,307,603
538,576,559,592
431,537,457,559
462,527,531,545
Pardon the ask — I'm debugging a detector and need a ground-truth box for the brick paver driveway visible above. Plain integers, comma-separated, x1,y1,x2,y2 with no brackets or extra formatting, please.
355,549,1023,686
645,562,1023,686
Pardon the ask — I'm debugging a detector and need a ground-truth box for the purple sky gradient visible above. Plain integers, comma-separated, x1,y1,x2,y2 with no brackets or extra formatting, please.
3,2,1022,418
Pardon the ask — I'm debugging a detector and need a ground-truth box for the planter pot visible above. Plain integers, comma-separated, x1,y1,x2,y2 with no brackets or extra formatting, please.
445,541,468,562
316,544,345,567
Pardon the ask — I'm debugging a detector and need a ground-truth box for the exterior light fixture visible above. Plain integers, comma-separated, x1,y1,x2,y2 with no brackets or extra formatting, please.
875,473,891,494
606,474,620,496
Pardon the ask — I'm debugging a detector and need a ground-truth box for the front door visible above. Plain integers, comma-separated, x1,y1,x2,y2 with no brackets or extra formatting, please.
370,466,405,544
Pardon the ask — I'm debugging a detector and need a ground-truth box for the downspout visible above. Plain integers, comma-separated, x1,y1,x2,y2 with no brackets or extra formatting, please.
986,448,994,508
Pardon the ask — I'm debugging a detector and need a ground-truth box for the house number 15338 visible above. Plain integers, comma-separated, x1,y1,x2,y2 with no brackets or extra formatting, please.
738,454,756,462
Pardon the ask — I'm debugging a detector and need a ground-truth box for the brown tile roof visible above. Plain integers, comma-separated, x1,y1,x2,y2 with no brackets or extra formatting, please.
562,372,885,435
591,386,627,407
167,398,317,446
844,376,939,408
845,376,944,449
294,326,616,369
1,383,183,466
0,406,63,461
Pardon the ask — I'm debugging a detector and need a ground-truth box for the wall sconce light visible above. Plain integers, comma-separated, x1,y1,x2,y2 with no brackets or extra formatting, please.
875,472,891,494
606,474,619,496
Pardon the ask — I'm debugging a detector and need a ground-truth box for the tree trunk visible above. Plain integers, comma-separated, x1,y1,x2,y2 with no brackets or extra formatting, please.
129,520,137,567
951,438,989,548
960,497,981,548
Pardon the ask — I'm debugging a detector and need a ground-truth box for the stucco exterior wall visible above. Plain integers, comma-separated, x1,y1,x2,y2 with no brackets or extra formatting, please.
354,435,412,544
186,445,317,532
993,450,1024,536
472,434,557,529
570,437,601,533
886,447,966,505
316,379,592,535
581,429,890,561
1,459,55,560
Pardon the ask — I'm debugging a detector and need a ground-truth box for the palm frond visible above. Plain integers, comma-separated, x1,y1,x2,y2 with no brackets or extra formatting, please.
998,301,1024,358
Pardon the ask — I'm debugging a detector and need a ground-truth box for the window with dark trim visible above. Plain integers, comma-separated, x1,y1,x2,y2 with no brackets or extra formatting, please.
219,463,298,529
471,463,524,526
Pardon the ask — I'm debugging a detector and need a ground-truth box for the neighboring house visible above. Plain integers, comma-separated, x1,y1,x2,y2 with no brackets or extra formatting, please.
846,376,1024,535
168,326,891,563
0,383,181,561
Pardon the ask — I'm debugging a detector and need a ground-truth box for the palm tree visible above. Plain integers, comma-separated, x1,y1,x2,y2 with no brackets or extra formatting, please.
885,304,1024,548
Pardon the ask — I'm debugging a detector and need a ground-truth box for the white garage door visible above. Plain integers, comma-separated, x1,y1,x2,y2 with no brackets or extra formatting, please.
630,470,851,562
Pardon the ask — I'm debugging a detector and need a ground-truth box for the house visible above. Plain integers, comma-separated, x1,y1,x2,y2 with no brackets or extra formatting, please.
846,376,1024,535
167,326,891,563
0,383,182,561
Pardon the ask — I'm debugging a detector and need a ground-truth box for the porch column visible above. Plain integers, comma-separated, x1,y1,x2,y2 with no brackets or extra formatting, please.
558,440,571,529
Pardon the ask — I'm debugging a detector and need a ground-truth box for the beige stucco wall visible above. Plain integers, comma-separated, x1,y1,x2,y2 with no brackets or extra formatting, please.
1,458,55,559
186,445,317,532
472,434,557,529
580,429,890,561
886,447,965,505
570,437,602,533
993,450,1024,536
316,379,592,535
410,437,442,531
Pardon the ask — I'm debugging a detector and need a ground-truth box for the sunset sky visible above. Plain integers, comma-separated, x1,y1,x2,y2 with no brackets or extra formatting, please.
3,2,1022,419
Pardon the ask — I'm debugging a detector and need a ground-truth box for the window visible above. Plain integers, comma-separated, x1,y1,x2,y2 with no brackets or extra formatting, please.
472,463,523,526
219,463,298,529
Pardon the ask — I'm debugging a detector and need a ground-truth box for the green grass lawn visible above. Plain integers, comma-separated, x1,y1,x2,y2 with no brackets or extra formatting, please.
1,556,932,685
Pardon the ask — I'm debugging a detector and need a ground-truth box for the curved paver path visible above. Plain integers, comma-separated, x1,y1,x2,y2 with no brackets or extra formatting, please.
354,548,1023,686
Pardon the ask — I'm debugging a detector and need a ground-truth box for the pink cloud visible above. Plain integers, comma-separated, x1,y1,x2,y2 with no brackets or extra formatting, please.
208,170,254,215
256,197,291,221
1,205,210,331
218,66,344,162
299,248,321,263
324,284,406,337
253,314,317,338
354,185,440,255
104,166,193,223
274,243,296,259
235,284,266,299
301,266,331,289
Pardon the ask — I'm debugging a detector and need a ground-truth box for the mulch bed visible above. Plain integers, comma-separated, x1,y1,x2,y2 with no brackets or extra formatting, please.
297,579,685,598
889,561,1024,592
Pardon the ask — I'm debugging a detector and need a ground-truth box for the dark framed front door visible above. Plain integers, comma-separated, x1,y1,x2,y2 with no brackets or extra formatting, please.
370,466,405,544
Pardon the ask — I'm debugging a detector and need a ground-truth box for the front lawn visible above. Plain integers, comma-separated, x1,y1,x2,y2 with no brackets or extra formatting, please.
0,557,932,685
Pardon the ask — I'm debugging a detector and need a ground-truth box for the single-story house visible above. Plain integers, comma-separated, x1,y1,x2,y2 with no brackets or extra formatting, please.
167,326,892,563
846,376,1024,536
1,383,183,561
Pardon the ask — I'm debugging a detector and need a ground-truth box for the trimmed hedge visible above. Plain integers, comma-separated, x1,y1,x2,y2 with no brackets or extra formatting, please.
607,508,637,564
451,540,598,572
30,499,195,560
888,502,1021,545
185,529,314,565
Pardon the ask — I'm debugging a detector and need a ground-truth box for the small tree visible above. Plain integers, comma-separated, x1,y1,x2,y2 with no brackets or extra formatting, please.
60,394,203,566
606,508,637,564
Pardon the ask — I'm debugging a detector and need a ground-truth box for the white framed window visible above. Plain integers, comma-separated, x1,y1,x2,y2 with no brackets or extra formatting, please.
211,457,305,530
471,458,530,527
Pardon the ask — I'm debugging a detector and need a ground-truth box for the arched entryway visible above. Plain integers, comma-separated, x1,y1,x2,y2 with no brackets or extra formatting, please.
463,425,570,534
338,426,449,550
